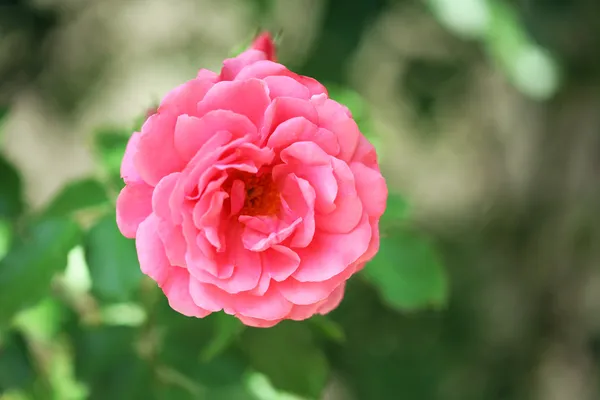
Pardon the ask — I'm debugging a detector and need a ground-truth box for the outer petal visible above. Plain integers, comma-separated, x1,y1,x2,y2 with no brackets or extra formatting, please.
276,265,355,305
162,268,212,318
317,283,346,314
264,76,310,100
116,182,154,238
293,213,371,282
311,95,360,162
351,162,387,218
121,132,142,184
197,79,271,129
159,74,217,116
135,214,171,286
221,49,269,81
232,286,293,321
134,112,186,186
236,315,280,328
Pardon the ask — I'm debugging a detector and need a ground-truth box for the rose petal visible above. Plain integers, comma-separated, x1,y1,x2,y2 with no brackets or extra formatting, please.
251,32,276,61
261,97,319,140
235,60,289,81
235,315,280,328
351,162,387,218
264,75,310,100
162,268,211,318
276,265,355,305
135,214,171,286
121,132,142,184
263,245,300,281
174,111,257,161
116,182,154,238
315,159,363,234
159,75,217,116
233,286,293,321
220,49,269,81
134,112,186,186
157,219,187,267
240,216,301,252
311,96,360,162
266,117,339,156
152,172,180,221
293,213,371,282
279,174,316,248
197,79,270,128
280,141,331,166
317,283,346,314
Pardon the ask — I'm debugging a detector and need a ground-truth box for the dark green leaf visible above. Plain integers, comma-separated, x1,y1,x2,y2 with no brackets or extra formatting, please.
0,332,35,391
0,155,24,219
0,218,81,325
157,304,248,389
43,178,109,218
363,230,448,311
200,313,246,362
84,214,141,302
240,321,329,399
70,324,153,400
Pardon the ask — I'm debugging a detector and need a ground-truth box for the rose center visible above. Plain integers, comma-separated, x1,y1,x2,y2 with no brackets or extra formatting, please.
230,171,280,217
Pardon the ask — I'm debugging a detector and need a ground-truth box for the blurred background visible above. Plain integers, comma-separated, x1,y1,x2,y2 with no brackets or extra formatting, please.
1,0,600,399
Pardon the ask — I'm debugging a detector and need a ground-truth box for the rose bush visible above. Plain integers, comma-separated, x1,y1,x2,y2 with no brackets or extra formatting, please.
116,32,387,327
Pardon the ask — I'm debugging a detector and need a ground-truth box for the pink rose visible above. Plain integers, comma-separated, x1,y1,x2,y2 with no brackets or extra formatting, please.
116,32,387,327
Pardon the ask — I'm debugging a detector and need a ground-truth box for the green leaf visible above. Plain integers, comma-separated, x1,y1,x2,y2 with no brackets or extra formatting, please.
363,230,448,311
0,217,13,261
157,306,247,389
0,332,35,392
0,155,24,219
200,313,246,362
43,178,109,218
84,214,142,302
381,192,411,227
0,218,81,325
93,128,130,181
70,324,153,400
240,322,329,399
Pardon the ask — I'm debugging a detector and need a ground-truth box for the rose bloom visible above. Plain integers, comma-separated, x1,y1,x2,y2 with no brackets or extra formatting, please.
116,33,387,327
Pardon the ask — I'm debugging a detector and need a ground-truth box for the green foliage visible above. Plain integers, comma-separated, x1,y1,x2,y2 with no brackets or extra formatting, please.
240,322,330,399
0,333,35,392
0,155,24,220
43,178,109,218
93,128,131,188
364,231,448,311
84,214,141,303
0,218,80,326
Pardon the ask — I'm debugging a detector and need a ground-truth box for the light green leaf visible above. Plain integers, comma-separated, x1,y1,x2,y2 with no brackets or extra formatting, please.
364,230,448,311
84,214,142,302
0,218,80,325
43,178,109,218
240,322,329,399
